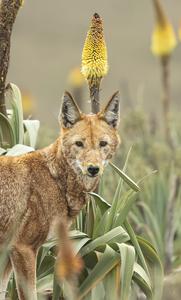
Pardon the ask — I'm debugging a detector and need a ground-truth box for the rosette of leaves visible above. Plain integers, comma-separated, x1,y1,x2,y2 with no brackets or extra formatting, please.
0,83,39,156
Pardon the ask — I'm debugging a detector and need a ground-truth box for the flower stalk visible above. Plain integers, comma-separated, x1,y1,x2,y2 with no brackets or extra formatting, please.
151,0,177,147
160,55,173,147
81,13,108,113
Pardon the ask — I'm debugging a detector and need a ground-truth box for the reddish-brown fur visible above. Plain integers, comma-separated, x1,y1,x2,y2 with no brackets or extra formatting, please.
0,91,120,299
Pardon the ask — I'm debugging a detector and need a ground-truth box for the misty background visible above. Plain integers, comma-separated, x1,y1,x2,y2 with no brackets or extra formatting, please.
7,0,181,134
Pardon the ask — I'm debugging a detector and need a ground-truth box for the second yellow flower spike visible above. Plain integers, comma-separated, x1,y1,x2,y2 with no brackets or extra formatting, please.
151,23,177,56
151,0,177,57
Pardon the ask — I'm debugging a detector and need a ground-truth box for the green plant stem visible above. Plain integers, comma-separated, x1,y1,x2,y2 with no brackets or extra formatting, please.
0,0,22,116
89,76,101,193
88,77,101,114
152,0,167,27
161,55,173,148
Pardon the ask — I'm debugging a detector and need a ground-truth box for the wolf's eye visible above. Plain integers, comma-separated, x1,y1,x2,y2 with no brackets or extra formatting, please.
100,141,108,147
75,141,84,147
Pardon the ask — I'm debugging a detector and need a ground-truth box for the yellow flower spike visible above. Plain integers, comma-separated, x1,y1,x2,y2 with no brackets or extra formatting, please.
151,0,177,57
81,13,108,113
81,13,108,80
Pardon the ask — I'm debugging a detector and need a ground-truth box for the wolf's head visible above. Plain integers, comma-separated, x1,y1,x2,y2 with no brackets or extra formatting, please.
59,91,120,190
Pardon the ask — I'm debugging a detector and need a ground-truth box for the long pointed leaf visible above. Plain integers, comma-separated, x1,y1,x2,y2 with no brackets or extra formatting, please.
80,227,129,257
133,262,152,298
78,245,120,299
110,162,140,192
6,83,24,144
23,120,40,148
138,236,164,300
0,112,15,147
89,192,111,215
118,243,135,300
124,220,150,277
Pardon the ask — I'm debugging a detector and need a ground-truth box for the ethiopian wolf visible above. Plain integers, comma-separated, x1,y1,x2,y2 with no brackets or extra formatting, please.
0,91,120,299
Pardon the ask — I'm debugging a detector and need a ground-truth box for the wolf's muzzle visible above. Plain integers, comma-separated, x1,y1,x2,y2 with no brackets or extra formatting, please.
87,165,100,177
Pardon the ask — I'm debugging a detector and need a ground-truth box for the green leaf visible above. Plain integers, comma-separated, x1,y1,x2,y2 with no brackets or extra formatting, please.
37,254,55,279
89,192,111,215
6,83,24,144
133,273,152,299
124,220,150,277
78,245,120,299
70,230,88,239
73,237,91,255
109,162,140,192
23,120,40,148
133,262,152,291
103,266,120,300
112,146,133,208
37,273,53,293
93,209,111,238
85,199,95,238
59,280,77,300
0,112,15,148
0,147,6,155
0,127,3,148
80,226,129,257
52,272,61,300
37,239,57,271
118,243,135,300
138,236,164,300
104,189,136,233
114,191,138,227
137,202,164,258
91,282,105,300
6,144,34,156
84,252,98,270
133,261,153,298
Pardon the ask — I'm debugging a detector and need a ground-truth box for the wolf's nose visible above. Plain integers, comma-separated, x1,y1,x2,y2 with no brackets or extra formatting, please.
87,165,100,176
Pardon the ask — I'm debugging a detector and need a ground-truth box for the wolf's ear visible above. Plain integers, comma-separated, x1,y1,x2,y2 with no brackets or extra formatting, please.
100,91,120,128
59,91,81,128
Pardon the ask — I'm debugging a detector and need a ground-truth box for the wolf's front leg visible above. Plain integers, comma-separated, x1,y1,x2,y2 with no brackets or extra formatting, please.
10,245,37,300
